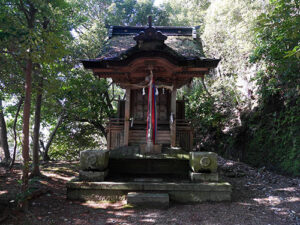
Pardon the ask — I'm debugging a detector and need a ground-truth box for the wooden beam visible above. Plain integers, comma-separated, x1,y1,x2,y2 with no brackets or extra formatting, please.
124,88,131,146
182,67,208,72
170,88,177,147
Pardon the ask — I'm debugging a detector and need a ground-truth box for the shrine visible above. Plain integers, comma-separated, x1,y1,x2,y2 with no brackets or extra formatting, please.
81,17,220,152
67,17,232,205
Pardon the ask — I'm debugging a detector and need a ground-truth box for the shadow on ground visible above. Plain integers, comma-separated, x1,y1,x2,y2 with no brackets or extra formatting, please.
1,159,299,225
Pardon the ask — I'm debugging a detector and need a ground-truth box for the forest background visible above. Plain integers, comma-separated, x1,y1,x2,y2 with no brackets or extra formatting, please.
0,0,299,183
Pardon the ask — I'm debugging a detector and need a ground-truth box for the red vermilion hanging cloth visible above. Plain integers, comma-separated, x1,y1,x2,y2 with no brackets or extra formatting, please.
146,75,157,144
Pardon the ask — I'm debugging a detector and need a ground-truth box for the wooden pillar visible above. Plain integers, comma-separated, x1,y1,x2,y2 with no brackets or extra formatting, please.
124,88,131,146
170,88,177,147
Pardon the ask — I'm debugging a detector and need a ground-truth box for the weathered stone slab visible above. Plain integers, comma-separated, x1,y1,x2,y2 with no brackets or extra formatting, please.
79,170,108,181
67,188,231,203
169,190,231,203
134,178,163,182
189,171,219,182
127,192,169,208
67,189,127,202
66,181,232,203
80,150,109,171
67,181,232,192
189,152,218,173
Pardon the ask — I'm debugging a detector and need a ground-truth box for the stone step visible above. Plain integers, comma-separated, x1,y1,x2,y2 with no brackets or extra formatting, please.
127,192,169,208
133,178,163,182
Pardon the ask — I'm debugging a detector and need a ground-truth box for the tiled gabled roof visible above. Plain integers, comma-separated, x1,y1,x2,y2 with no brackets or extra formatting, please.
96,25,205,60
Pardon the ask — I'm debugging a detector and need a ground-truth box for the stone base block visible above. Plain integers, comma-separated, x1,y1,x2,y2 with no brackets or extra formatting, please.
189,152,218,173
79,170,108,182
127,192,169,208
80,150,109,171
189,171,219,182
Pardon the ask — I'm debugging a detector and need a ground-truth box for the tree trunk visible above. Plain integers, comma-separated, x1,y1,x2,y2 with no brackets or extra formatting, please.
0,98,11,166
201,76,212,98
9,96,24,170
43,115,63,161
30,77,43,177
21,58,33,211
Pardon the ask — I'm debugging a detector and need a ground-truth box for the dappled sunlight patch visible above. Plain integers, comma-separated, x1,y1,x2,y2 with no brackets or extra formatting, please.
111,210,135,217
0,190,8,195
237,202,252,206
39,180,50,185
140,218,156,223
121,204,134,209
254,196,282,206
254,195,300,206
253,195,299,220
42,165,79,178
275,187,298,192
224,161,234,166
104,210,166,224
269,207,290,216
143,212,160,219
43,171,75,181
106,217,129,224
285,197,300,203
81,200,127,209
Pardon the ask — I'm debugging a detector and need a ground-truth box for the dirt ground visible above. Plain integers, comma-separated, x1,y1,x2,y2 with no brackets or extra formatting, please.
0,157,299,225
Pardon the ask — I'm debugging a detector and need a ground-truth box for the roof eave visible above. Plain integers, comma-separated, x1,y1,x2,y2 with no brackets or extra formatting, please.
81,57,220,70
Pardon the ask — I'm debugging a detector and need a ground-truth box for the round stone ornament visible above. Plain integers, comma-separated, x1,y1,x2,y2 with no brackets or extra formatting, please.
80,150,109,171
189,152,217,173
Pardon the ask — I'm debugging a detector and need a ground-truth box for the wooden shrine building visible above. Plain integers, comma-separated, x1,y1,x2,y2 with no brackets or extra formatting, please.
82,17,220,153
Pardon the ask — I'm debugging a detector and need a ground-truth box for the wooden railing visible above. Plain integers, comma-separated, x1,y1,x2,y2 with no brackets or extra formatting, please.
176,119,193,151
107,118,193,151
108,118,125,125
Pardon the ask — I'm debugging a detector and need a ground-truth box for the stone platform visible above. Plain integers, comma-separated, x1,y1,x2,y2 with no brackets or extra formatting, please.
109,146,190,176
66,180,232,203
69,148,232,204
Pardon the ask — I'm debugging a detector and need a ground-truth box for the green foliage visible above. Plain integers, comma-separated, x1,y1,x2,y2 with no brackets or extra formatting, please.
64,71,116,127
176,0,299,175
0,0,74,64
251,0,300,103
163,0,210,27
237,0,300,176
104,0,170,26
50,123,102,160
16,176,41,206
185,77,241,150
239,104,300,176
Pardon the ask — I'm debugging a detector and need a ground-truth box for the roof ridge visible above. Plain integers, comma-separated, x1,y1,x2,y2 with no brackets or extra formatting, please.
109,26,199,38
